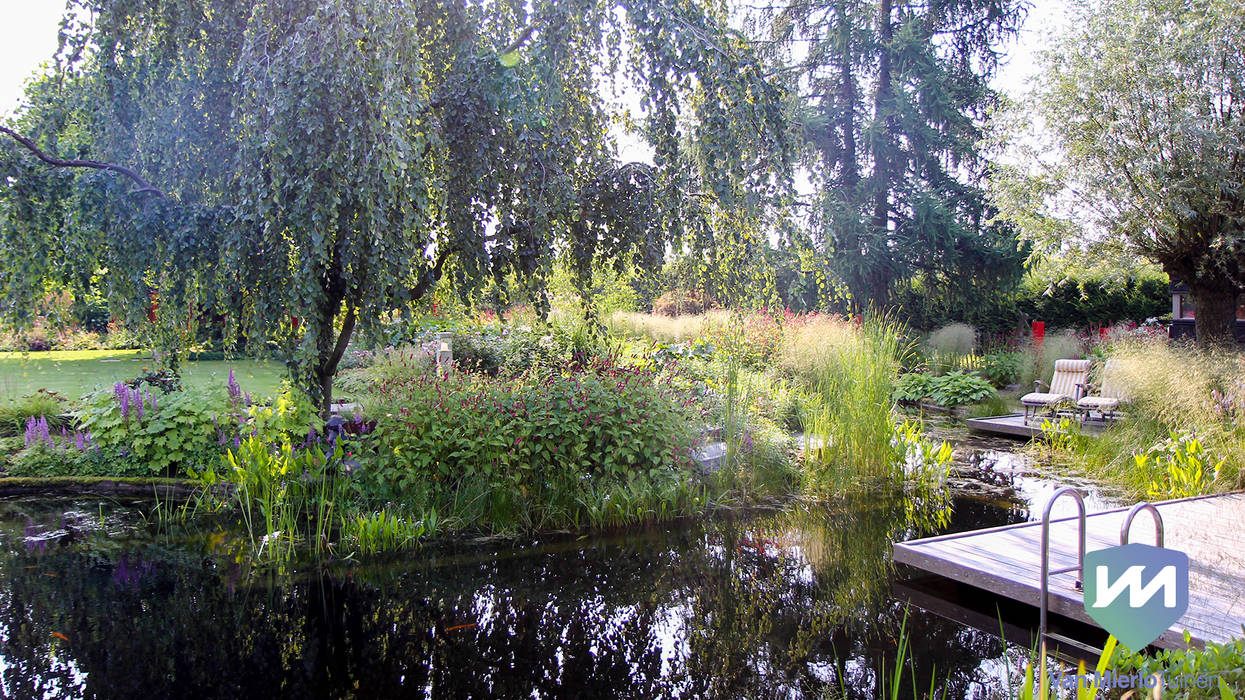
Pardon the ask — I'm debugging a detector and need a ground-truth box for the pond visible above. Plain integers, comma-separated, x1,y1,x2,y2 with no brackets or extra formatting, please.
0,437,1112,699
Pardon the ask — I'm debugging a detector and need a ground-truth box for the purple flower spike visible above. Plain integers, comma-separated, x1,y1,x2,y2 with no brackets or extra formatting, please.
227,369,241,402
23,416,37,448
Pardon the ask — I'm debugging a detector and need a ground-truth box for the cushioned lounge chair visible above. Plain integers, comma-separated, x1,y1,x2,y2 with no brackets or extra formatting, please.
1077,359,1128,424
1021,359,1090,425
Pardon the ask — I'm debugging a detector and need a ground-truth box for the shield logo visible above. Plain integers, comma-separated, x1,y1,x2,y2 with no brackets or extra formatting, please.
1082,543,1189,650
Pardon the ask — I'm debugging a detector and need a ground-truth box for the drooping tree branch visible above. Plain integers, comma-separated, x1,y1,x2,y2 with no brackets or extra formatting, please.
410,245,455,300
0,125,165,198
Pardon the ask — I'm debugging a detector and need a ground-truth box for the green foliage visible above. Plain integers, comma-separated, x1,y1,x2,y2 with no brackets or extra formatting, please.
212,437,347,561
1111,634,1245,700
1137,432,1225,500
355,359,702,532
793,317,949,488
1016,273,1171,331
892,373,936,404
1038,417,1088,455
1029,341,1245,499
891,371,995,408
0,390,68,436
761,0,1026,311
6,444,147,478
243,389,322,445
979,351,1023,388
74,385,234,477
927,371,996,408
341,509,431,556
993,0,1245,343
2,0,795,408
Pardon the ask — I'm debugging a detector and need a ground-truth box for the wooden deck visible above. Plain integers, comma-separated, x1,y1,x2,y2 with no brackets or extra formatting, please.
965,413,1109,439
894,492,1245,649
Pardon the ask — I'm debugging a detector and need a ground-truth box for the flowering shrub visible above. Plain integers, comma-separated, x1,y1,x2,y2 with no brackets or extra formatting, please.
355,357,701,529
71,382,236,476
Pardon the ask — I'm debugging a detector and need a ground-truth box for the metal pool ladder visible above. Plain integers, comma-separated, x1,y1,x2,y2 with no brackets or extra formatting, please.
1038,487,1087,650
1037,489,1167,652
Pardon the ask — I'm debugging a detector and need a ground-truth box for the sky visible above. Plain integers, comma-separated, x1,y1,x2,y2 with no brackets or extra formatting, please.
0,1,67,118
1,1,1067,128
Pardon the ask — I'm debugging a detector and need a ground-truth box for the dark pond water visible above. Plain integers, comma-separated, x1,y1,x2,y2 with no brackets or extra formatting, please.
0,436,1114,699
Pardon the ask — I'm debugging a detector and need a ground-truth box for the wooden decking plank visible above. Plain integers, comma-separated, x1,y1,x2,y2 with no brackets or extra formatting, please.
894,492,1245,649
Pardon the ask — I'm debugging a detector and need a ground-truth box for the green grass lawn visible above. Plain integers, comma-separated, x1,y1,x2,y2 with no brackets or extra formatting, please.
0,349,289,402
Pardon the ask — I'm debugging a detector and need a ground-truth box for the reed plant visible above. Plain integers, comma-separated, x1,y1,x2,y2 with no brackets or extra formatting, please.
1016,330,1086,390
789,316,918,488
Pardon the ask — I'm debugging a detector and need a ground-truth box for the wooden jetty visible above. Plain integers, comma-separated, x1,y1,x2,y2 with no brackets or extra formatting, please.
965,413,1109,439
893,492,1245,649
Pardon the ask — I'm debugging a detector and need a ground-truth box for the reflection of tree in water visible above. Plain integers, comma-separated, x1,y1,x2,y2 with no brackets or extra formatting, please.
0,493,1010,698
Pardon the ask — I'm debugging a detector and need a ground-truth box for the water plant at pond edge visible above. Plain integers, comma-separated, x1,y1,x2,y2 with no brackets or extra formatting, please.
1110,633,1245,699
789,317,952,489
218,437,347,561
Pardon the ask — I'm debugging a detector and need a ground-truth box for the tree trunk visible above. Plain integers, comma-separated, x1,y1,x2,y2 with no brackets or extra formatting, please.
313,307,357,417
867,0,894,311
1188,277,1239,346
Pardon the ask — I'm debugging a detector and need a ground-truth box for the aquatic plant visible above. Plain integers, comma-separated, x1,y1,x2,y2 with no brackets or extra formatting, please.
340,509,430,555
216,436,346,562
794,317,937,488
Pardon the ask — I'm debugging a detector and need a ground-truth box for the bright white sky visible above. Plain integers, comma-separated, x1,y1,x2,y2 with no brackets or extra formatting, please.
0,1,68,118
1,1,1066,127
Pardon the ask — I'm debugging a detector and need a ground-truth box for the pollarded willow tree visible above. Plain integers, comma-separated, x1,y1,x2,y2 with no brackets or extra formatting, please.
0,0,791,411
741,0,1027,313
992,0,1245,345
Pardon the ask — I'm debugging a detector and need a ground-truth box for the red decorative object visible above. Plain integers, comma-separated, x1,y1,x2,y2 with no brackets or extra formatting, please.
1032,321,1045,340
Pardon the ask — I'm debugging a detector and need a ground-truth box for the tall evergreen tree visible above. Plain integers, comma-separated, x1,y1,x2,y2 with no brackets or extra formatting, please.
755,0,1026,312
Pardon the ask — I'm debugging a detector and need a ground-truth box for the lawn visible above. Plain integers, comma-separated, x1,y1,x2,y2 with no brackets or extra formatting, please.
0,349,289,401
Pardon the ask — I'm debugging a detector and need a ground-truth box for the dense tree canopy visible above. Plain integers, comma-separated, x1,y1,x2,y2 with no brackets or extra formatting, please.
0,0,791,409
748,0,1028,313
993,0,1245,344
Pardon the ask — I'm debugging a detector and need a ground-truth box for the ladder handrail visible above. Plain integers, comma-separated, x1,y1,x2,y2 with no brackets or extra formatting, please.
1039,487,1087,643
1120,501,1164,547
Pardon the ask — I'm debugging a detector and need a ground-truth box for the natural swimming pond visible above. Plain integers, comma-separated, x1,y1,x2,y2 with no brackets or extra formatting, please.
0,438,1114,699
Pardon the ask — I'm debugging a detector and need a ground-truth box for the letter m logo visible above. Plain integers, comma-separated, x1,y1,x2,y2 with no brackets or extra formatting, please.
1091,564,1178,608
1083,543,1189,650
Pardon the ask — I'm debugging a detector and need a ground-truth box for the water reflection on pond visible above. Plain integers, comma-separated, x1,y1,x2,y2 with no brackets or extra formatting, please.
0,497,1009,698
0,445,1085,698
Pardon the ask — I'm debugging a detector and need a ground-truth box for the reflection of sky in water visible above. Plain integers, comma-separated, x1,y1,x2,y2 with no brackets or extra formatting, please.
962,448,1125,518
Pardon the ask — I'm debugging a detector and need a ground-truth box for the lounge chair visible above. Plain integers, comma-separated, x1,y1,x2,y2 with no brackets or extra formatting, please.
1021,359,1090,425
1078,359,1128,424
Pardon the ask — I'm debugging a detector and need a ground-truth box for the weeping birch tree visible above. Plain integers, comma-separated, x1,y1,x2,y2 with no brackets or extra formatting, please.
0,0,791,411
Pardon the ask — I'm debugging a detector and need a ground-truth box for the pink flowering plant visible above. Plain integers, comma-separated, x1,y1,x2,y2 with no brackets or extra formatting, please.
352,354,704,530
